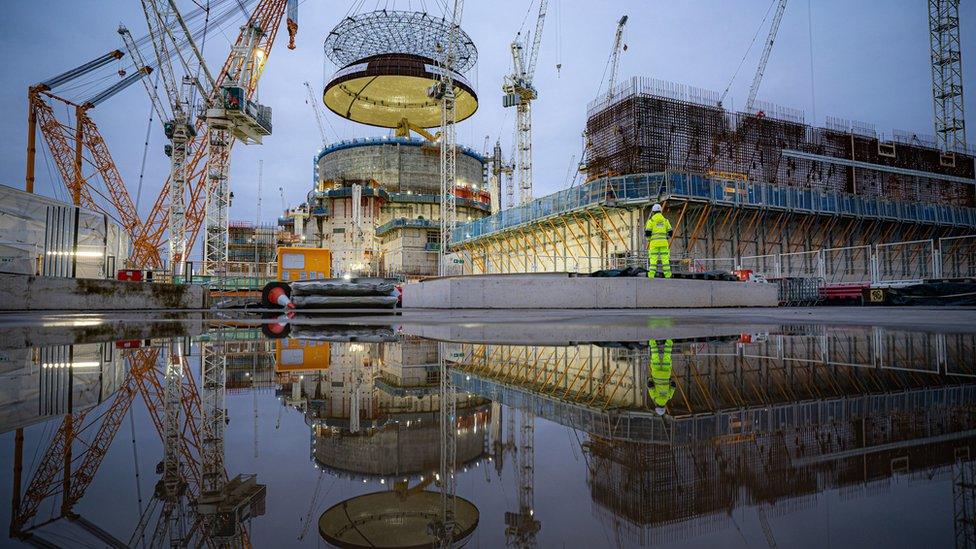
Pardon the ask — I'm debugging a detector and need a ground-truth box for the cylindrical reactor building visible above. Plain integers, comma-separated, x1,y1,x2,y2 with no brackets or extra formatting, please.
302,137,491,277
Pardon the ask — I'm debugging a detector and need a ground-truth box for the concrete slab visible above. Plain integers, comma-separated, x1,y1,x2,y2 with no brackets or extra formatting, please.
403,274,777,309
0,274,209,311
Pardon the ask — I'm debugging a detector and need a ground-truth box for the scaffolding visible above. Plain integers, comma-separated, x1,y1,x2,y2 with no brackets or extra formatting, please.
585,77,974,206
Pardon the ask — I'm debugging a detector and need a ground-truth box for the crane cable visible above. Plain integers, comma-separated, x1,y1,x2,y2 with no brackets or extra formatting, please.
719,0,778,106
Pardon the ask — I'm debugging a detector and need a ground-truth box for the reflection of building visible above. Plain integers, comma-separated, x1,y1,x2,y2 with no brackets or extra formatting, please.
585,397,976,545
276,336,490,481
450,328,976,545
0,341,127,433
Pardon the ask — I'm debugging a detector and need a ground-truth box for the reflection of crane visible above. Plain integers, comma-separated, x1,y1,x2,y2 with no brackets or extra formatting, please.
503,0,548,206
433,340,459,547
298,470,331,541
757,506,778,549
304,80,329,148
431,0,465,276
505,407,540,547
745,0,788,114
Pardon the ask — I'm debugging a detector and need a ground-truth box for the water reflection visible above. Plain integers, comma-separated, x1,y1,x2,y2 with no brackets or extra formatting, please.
2,322,974,547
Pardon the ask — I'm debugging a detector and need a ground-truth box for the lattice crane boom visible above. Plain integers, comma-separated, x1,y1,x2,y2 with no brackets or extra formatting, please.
605,15,628,102
130,0,289,268
304,80,329,147
746,0,788,114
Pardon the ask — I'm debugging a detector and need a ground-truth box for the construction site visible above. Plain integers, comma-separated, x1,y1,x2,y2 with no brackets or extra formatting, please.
0,0,975,547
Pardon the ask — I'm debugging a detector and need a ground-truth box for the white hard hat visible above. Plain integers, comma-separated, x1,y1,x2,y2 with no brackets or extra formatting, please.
655,406,667,416
651,204,662,212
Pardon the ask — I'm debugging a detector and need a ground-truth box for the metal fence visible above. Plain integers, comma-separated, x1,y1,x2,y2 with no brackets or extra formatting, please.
876,240,936,284
460,235,976,286
940,235,976,280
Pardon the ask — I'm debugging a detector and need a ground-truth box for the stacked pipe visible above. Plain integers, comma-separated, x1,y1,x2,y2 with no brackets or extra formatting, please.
261,278,399,309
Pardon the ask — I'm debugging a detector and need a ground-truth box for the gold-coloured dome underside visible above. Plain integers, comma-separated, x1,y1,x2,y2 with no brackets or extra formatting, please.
324,74,478,129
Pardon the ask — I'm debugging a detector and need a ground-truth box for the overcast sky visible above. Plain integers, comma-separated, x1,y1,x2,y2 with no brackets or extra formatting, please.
0,1,973,259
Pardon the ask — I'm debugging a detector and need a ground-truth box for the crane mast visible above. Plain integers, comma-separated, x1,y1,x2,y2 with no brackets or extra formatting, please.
130,0,289,270
432,0,464,276
929,0,967,153
135,0,200,276
746,0,788,114
503,0,548,206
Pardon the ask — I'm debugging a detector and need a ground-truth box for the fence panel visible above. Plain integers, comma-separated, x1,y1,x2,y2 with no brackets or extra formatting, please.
690,257,737,273
741,254,779,278
822,245,872,284
780,250,822,278
876,240,935,283
939,235,976,280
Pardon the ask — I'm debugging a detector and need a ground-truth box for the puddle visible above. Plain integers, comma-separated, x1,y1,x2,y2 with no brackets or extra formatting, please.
1,316,974,547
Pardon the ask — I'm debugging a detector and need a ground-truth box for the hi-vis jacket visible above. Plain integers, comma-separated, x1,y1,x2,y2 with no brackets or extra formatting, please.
645,212,672,245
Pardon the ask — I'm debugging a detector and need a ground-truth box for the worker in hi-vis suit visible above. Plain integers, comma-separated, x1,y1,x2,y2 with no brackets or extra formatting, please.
647,338,675,416
645,203,673,278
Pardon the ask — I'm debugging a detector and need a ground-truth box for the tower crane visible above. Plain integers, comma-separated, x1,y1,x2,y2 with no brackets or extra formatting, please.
430,0,465,276
130,0,293,270
745,0,788,114
304,80,329,148
604,15,628,103
503,0,548,206
123,0,207,276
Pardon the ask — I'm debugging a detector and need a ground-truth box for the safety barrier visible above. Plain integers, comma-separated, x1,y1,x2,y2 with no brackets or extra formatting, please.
940,235,976,280
876,240,936,284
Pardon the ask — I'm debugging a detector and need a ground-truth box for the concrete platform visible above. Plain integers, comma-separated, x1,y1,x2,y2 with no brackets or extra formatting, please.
0,273,209,311
402,273,778,309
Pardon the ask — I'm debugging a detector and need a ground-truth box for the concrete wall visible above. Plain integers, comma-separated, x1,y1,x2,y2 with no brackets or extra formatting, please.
0,273,209,310
403,273,778,309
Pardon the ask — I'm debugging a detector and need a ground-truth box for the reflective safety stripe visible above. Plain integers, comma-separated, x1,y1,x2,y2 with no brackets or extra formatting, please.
645,213,671,241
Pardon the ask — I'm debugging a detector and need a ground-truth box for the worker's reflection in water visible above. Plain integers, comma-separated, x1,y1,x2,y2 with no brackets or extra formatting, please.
647,339,675,416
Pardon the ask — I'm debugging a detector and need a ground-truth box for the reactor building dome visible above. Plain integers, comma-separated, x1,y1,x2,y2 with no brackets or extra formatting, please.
322,10,479,134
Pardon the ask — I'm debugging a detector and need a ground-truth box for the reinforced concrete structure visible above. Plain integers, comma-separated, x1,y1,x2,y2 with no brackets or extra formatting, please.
280,137,490,277
450,78,976,275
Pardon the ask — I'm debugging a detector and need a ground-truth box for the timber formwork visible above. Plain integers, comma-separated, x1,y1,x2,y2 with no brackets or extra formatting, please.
452,170,976,274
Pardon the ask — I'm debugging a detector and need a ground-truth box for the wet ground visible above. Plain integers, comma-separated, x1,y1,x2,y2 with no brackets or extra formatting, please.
0,307,975,547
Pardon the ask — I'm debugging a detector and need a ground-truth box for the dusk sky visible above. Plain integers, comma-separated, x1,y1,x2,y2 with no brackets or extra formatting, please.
0,1,973,260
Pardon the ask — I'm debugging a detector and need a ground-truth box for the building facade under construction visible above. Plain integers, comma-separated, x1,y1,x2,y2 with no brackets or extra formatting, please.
280,137,490,277
450,78,976,278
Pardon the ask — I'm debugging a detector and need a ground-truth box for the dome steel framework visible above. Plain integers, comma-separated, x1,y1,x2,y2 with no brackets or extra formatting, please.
324,10,478,73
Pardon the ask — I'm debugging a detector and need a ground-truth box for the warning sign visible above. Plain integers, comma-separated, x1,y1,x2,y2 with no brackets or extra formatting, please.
869,289,885,303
